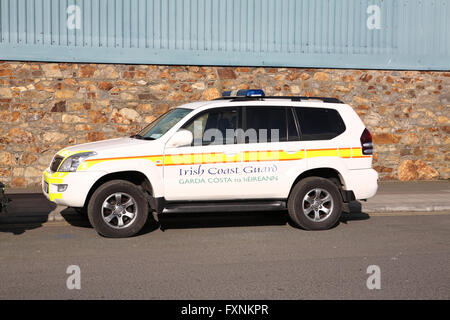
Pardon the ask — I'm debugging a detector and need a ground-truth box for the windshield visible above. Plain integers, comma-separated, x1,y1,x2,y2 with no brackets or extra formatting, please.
134,108,192,140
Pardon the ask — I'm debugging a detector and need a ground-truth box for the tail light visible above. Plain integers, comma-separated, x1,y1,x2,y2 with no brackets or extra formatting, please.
360,128,373,155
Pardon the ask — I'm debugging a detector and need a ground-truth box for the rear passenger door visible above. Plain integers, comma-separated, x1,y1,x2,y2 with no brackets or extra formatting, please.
238,106,307,199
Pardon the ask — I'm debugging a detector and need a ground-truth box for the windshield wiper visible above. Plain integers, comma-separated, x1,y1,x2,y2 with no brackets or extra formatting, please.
130,134,155,140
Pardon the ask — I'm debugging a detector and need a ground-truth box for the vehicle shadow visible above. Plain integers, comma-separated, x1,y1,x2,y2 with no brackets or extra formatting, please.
0,195,370,236
340,201,370,224
60,207,91,228
158,210,289,231
60,207,161,236
0,193,56,235
158,201,369,231
60,201,370,235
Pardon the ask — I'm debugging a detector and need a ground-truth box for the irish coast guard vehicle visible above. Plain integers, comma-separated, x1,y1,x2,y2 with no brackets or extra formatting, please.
42,89,378,237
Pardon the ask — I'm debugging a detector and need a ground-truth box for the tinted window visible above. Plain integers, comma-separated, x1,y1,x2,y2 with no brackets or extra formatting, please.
183,108,238,145
244,107,288,143
294,107,346,140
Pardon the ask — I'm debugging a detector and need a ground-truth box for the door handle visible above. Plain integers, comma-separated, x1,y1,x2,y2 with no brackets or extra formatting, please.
225,151,238,156
283,149,299,154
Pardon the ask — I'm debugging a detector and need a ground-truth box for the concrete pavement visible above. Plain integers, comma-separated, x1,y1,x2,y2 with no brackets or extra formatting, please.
356,180,450,213
0,181,449,225
0,212,449,299
1,181,449,299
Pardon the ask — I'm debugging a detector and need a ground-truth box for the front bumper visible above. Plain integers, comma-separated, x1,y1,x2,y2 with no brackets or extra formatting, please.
42,169,106,207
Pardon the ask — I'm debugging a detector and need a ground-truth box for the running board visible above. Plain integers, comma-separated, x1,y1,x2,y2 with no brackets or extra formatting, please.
163,200,287,213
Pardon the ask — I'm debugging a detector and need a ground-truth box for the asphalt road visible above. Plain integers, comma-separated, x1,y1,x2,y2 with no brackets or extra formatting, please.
0,209,449,300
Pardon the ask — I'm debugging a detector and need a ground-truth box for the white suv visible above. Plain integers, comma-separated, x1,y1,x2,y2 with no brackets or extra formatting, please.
42,90,378,237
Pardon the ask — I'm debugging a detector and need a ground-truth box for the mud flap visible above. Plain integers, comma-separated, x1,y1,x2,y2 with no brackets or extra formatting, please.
0,182,11,214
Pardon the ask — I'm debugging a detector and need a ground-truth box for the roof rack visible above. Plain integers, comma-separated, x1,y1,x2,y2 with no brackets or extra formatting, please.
214,96,344,104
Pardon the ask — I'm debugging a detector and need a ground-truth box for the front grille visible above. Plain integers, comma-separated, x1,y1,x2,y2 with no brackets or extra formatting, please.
50,155,64,172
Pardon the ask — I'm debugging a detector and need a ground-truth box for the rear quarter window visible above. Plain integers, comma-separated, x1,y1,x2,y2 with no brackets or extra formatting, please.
294,107,346,140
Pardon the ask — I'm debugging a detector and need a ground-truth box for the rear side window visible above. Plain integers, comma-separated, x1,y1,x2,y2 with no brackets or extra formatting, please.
244,106,287,143
294,107,346,140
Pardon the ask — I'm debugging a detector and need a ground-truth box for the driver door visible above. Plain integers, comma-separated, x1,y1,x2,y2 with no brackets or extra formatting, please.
163,107,246,201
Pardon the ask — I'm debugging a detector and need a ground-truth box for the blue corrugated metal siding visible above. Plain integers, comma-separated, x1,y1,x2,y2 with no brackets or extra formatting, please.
0,0,449,70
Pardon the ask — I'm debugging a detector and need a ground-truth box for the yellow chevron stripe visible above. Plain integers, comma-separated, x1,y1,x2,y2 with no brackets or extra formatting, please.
243,150,284,162
49,193,62,201
338,148,352,158
43,171,69,184
306,148,339,158
80,155,164,170
351,147,371,158
277,150,306,161
43,170,68,202
74,147,369,170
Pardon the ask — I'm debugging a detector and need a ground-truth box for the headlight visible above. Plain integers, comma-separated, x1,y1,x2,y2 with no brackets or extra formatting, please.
58,152,97,172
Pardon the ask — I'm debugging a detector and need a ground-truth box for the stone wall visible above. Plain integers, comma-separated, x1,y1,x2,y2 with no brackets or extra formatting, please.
0,61,448,187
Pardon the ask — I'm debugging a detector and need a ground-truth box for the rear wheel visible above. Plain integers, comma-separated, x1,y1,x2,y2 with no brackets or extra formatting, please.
87,180,149,238
288,177,342,230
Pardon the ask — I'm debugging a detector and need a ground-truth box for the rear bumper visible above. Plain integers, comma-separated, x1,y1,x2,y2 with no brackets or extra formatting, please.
343,168,378,200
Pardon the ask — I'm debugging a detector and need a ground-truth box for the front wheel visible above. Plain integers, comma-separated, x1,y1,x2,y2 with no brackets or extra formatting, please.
87,180,149,238
288,177,342,230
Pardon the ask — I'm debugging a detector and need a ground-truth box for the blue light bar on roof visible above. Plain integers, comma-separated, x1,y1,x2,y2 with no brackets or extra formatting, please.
237,89,265,97
222,89,265,97
222,90,234,97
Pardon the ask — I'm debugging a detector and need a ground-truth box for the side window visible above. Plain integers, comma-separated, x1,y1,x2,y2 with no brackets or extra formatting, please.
244,106,288,143
183,108,239,145
294,107,346,141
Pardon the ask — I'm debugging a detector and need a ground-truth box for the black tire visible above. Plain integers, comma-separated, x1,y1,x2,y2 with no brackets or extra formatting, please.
87,180,149,238
288,177,342,230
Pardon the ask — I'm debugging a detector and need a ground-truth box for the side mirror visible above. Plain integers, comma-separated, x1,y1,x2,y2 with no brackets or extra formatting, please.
166,129,193,148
